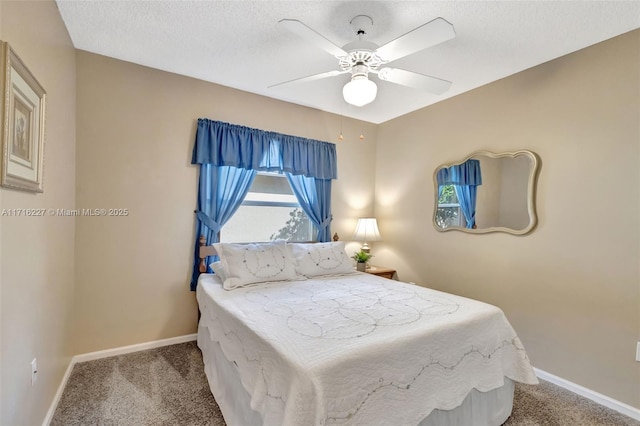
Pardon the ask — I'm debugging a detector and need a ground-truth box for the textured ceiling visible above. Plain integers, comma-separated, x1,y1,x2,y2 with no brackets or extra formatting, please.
56,1,640,124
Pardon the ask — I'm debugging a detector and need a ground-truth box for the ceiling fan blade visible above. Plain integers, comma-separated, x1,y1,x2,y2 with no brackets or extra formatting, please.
376,67,452,95
279,19,347,58
269,70,348,88
376,17,455,63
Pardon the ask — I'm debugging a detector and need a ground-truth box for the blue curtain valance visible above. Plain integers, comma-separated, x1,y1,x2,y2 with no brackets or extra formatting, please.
436,159,483,186
191,119,337,180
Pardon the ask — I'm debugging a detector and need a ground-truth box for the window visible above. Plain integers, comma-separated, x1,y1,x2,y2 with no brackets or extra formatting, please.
221,172,315,243
436,184,462,228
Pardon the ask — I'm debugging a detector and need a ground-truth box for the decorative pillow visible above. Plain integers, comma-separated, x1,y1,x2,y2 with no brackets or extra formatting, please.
209,261,228,283
214,241,300,290
289,241,355,277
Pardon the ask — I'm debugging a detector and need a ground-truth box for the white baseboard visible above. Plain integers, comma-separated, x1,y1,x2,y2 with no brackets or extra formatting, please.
41,357,75,426
534,367,640,421
42,333,197,426
73,333,197,364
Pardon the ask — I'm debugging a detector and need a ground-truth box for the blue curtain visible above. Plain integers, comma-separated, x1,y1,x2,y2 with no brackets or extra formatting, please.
192,119,337,179
286,173,332,242
436,159,482,186
454,185,478,229
437,159,482,229
191,119,337,290
191,165,257,290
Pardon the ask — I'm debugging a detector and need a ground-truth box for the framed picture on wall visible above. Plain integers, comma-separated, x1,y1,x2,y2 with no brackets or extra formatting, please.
0,41,46,193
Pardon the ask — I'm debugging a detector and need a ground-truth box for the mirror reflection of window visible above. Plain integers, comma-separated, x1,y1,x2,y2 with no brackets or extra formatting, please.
436,159,482,229
436,184,461,228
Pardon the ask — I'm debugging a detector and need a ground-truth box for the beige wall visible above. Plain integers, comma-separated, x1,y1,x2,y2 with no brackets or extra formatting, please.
0,1,76,424
375,30,640,408
73,51,376,354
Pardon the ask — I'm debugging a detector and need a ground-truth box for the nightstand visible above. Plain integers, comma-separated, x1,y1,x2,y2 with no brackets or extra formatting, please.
365,266,396,280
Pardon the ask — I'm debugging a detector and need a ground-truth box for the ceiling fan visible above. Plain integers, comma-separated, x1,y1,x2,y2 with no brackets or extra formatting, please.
271,15,456,107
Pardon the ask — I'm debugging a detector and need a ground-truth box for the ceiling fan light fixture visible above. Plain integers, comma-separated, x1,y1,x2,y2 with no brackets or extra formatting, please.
343,75,377,107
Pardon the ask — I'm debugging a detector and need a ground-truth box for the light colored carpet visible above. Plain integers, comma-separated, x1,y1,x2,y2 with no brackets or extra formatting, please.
504,381,639,426
51,342,223,426
51,342,639,426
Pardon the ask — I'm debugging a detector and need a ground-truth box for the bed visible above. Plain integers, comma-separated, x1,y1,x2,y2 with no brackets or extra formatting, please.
195,239,538,426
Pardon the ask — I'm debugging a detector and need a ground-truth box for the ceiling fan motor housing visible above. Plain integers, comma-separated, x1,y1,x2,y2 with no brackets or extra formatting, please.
340,16,387,74
339,49,386,73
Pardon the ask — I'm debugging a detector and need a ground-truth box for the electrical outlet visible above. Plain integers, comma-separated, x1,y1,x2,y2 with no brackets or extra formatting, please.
31,358,37,385
636,342,640,362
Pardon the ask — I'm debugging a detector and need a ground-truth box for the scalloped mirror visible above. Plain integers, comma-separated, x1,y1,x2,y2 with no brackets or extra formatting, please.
433,150,539,235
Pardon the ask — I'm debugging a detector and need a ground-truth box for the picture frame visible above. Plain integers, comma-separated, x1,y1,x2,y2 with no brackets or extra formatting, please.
0,41,46,193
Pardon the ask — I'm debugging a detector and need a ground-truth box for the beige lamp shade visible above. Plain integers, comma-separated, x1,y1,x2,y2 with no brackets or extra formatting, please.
353,218,382,252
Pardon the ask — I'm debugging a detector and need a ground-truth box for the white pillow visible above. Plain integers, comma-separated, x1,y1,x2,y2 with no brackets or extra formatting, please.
214,241,300,290
209,261,228,283
289,241,355,277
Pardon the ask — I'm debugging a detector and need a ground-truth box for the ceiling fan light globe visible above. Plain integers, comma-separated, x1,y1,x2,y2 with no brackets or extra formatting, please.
343,76,377,107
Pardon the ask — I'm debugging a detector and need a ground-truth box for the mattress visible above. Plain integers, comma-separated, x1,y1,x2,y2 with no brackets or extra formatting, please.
196,273,537,426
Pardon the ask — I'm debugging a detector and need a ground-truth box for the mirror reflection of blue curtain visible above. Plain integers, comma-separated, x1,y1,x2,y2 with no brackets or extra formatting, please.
436,160,482,186
191,165,257,290
286,173,332,242
453,185,477,228
436,159,482,229
190,119,338,290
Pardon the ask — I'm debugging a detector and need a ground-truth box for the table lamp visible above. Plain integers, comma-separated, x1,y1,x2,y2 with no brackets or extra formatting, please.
353,218,382,253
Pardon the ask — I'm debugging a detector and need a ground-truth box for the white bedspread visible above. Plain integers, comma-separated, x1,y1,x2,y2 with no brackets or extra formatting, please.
197,273,537,426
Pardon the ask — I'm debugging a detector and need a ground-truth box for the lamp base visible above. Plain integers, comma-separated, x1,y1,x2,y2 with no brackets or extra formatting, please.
361,242,370,253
